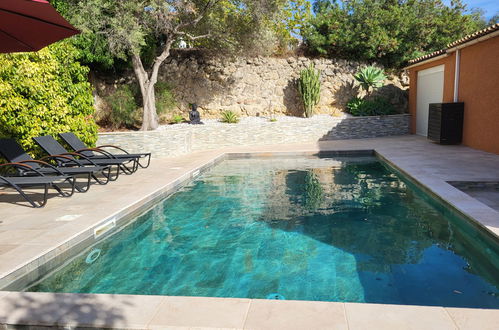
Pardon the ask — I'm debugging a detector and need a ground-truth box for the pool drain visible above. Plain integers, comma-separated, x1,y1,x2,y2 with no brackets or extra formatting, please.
85,248,101,264
266,293,285,300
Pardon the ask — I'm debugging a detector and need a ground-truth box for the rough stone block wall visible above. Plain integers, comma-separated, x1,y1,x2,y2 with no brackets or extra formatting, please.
152,52,409,118
98,115,411,159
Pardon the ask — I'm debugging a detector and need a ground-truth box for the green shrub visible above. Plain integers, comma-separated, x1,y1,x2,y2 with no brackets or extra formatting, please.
105,85,138,129
220,110,239,123
298,63,321,118
371,98,396,116
346,97,395,116
346,97,366,116
155,82,177,114
171,114,184,124
0,41,97,157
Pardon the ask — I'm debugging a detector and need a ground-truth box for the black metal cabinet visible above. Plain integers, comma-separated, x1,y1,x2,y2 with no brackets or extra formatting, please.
428,102,464,144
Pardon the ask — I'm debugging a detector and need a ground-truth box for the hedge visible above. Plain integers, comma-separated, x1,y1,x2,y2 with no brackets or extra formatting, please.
0,41,97,158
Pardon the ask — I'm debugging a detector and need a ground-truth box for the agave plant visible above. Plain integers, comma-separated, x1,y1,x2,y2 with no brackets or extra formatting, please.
220,110,239,123
353,66,387,97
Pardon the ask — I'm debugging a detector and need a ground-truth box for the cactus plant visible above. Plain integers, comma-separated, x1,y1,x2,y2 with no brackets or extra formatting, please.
298,63,321,118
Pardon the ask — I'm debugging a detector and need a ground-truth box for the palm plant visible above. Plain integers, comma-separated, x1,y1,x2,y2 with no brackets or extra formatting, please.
353,66,387,97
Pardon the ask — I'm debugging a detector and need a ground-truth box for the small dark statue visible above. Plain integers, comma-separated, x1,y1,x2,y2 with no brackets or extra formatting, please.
188,103,203,124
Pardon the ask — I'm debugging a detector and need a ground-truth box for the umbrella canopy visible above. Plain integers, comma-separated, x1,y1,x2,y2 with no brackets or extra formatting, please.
0,0,79,53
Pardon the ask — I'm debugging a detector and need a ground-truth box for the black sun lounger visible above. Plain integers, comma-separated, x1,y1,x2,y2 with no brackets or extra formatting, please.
0,138,112,191
33,136,137,179
0,163,75,208
59,132,151,168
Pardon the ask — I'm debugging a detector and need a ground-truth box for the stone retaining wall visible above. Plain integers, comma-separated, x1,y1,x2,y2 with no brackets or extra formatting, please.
321,114,411,140
93,51,409,120
98,115,410,159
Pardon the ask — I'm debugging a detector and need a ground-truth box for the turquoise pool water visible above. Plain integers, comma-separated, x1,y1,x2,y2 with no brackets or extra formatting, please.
28,156,499,308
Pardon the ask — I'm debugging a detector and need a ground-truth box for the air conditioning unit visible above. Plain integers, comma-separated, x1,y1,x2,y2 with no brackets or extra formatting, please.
428,102,464,144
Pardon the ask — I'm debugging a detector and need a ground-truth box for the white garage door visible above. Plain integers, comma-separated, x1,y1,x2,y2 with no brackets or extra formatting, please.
416,65,444,136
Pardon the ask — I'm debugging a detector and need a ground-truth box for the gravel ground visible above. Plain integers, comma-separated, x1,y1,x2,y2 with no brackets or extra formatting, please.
156,114,350,131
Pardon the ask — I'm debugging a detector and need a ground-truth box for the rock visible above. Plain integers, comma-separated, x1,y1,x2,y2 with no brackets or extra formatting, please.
243,98,259,105
400,73,410,86
372,84,408,113
324,69,335,76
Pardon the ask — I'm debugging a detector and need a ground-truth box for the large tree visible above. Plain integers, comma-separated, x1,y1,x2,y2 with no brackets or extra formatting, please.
303,0,486,68
60,0,282,130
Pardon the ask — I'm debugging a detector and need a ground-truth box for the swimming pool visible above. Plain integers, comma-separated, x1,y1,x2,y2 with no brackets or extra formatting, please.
26,155,499,308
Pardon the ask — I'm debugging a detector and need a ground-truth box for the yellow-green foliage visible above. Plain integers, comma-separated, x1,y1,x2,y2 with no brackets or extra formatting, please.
221,110,239,124
0,41,97,156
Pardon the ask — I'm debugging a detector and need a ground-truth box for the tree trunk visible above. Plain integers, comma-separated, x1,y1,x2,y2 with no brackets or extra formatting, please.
131,40,173,131
141,82,159,130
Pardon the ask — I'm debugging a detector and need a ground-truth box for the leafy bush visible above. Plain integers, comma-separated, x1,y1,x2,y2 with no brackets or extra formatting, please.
220,110,239,123
298,63,321,118
354,66,387,96
346,97,395,117
171,114,184,124
155,82,177,115
105,85,139,129
0,41,97,156
346,97,366,116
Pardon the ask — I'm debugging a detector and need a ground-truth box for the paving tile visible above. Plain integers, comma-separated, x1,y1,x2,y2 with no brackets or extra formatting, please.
0,292,78,325
0,245,17,255
21,222,96,246
0,230,46,245
445,307,499,330
0,292,165,328
344,303,457,330
148,296,250,329
0,244,54,278
244,299,346,330
58,293,165,329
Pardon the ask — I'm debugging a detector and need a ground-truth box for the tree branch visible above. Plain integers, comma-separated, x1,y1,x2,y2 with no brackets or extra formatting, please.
131,54,147,84
173,0,221,33
150,38,174,85
176,31,211,40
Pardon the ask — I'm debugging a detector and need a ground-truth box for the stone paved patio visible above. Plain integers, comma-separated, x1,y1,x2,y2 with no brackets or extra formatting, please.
0,135,498,329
